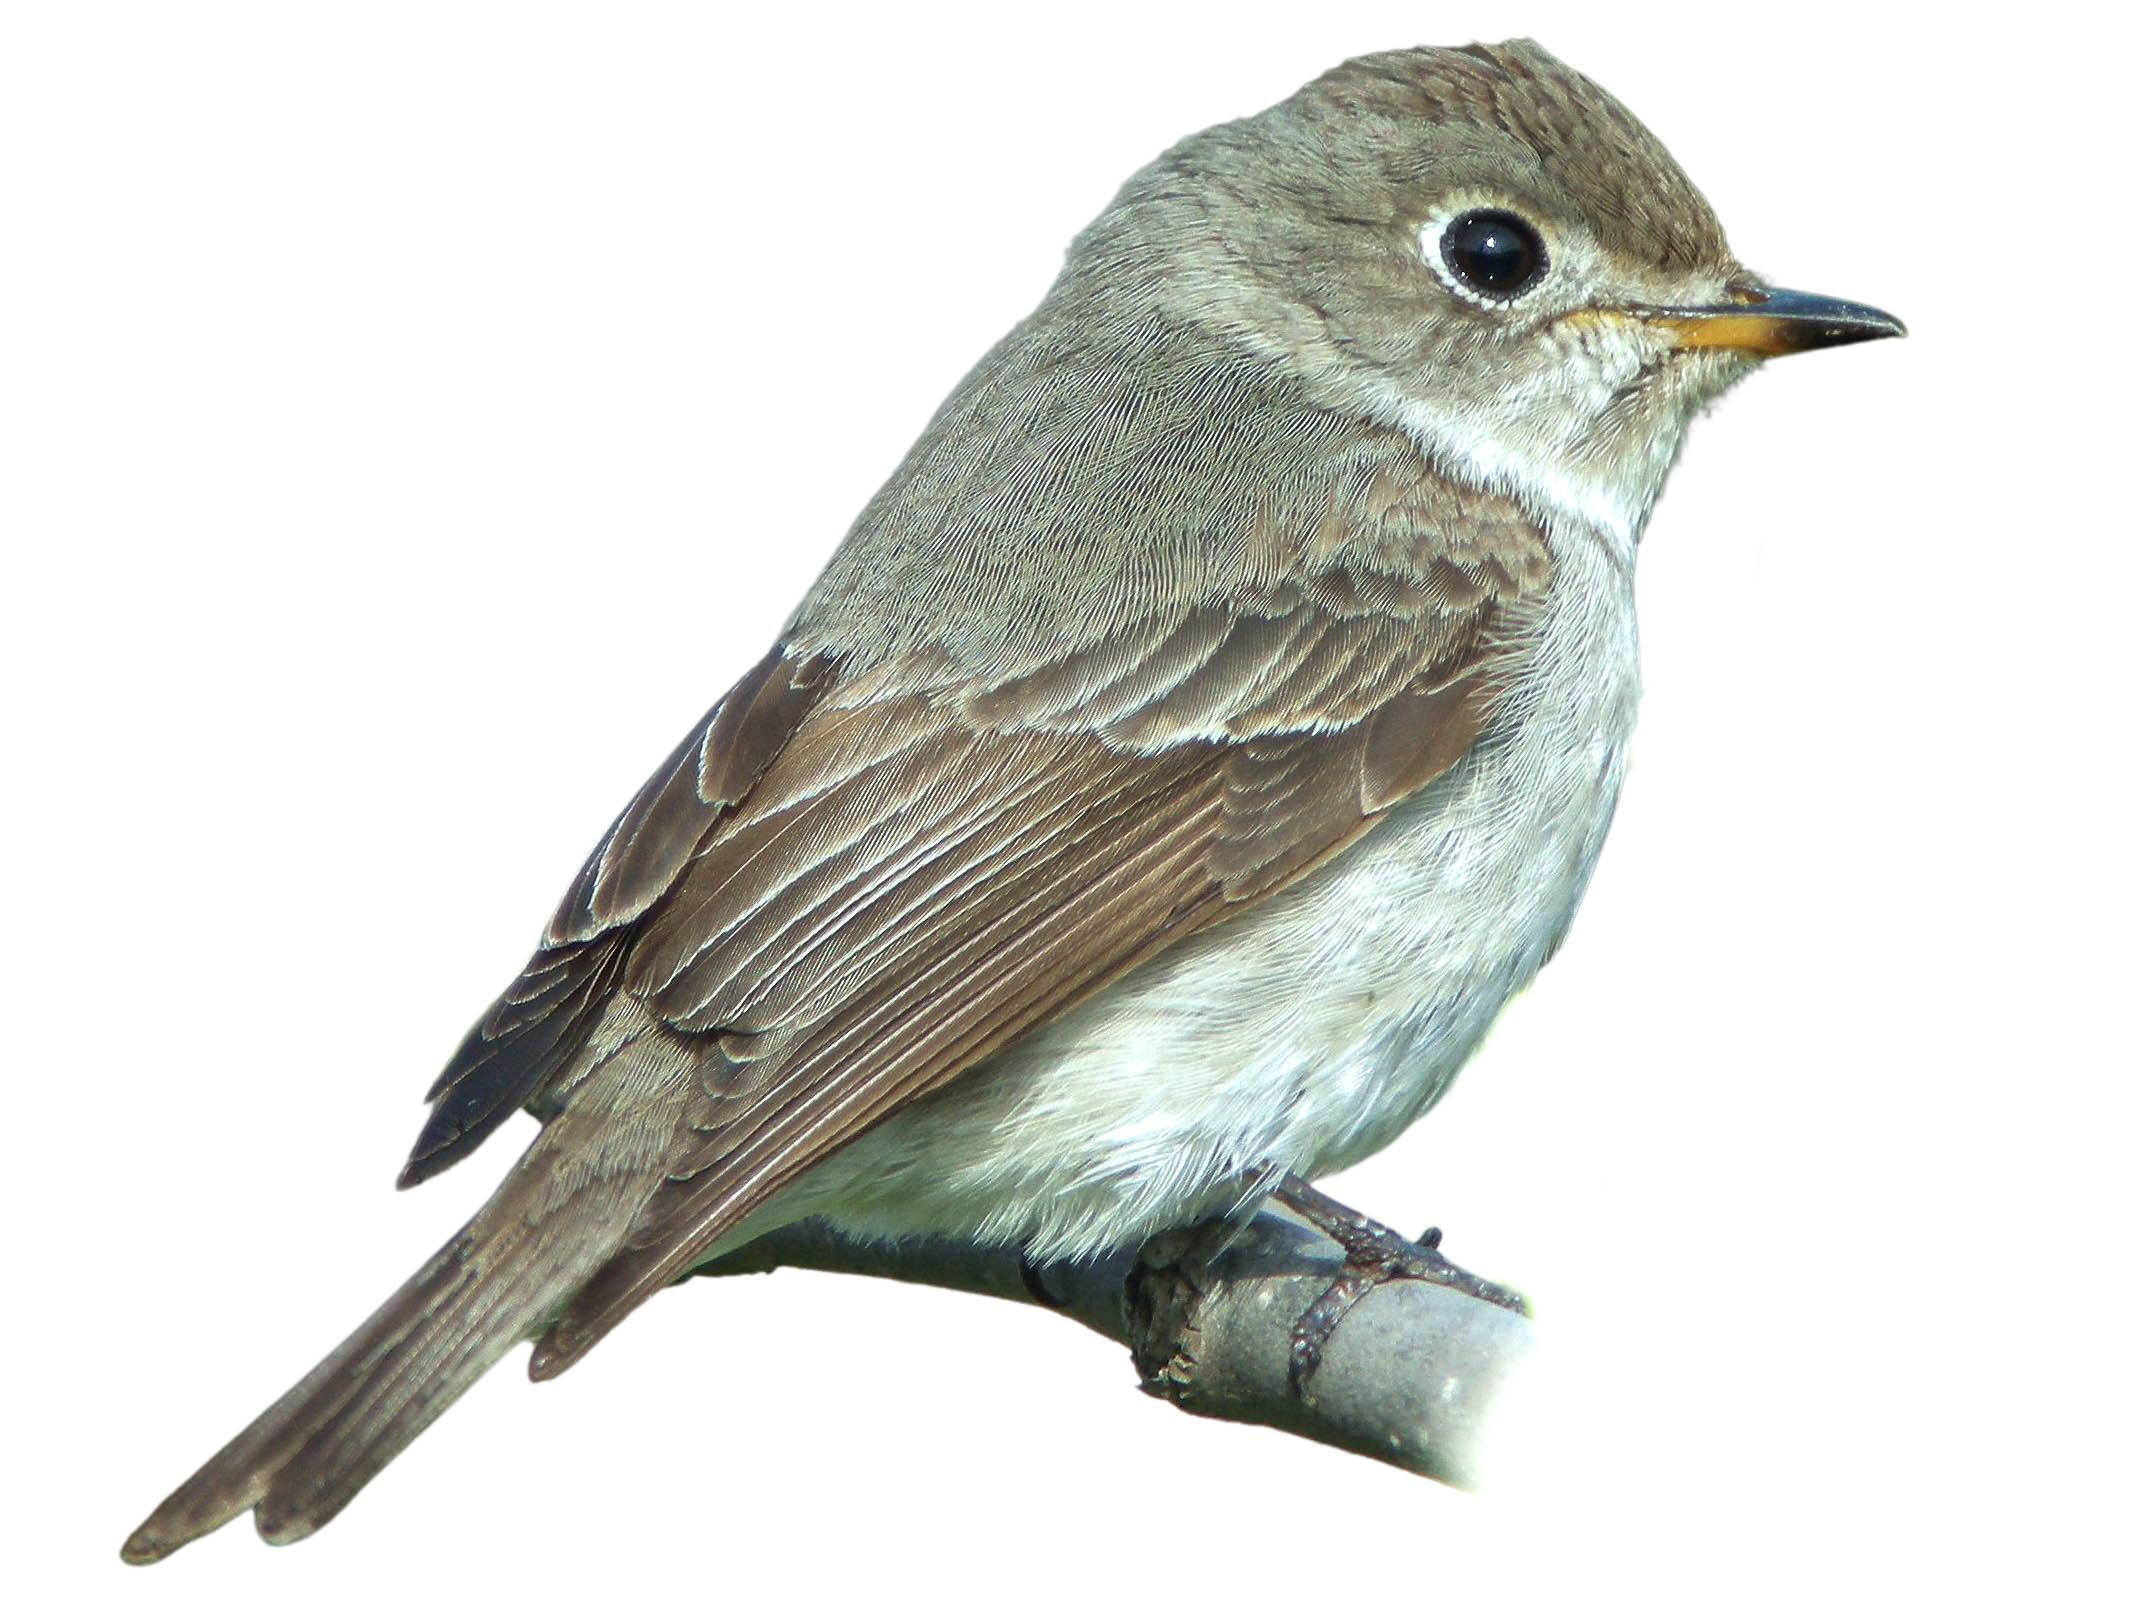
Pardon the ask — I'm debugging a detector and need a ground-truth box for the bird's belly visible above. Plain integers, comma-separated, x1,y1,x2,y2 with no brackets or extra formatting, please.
800,542,1640,1261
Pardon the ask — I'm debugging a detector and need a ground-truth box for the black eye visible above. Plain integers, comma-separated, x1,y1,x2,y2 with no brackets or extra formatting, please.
1439,209,1547,301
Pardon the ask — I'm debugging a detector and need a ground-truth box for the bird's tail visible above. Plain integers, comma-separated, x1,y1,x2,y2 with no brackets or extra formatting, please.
122,1025,683,1563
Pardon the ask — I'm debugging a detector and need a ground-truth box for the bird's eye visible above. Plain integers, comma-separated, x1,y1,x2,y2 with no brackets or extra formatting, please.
1438,210,1547,301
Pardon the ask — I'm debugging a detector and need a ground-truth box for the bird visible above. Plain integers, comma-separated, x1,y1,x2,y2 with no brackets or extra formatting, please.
123,38,1901,1562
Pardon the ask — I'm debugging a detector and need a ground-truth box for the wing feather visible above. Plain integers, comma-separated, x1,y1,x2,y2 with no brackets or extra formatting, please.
529,671,1497,1373
399,646,831,1186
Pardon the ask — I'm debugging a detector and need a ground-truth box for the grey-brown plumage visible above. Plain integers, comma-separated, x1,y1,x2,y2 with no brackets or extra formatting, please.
124,39,1899,1562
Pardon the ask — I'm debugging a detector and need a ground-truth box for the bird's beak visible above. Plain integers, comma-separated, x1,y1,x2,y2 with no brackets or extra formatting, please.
1635,284,1906,358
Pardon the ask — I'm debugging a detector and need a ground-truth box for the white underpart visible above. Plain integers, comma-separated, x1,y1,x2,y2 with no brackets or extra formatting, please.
782,426,1656,1261
1378,386,1645,561
1361,325,1681,561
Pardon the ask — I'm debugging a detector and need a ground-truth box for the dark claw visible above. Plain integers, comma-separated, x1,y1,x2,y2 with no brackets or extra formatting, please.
1018,1253,1068,1310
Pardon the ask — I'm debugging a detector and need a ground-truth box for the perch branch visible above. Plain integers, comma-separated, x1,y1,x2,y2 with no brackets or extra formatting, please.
689,1203,1533,1487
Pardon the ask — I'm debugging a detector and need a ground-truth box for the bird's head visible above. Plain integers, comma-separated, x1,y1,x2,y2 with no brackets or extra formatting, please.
1078,39,1903,543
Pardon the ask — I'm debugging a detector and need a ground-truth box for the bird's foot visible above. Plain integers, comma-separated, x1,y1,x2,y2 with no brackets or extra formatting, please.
1272,1172,1528,1398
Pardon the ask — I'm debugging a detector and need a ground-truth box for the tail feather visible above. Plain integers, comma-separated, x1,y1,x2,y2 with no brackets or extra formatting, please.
123,1019,687,1563
121,1237,481,1560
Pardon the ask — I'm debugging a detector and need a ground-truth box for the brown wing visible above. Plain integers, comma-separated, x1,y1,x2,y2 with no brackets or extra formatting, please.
517,470,1552,1377
399,645,834,1186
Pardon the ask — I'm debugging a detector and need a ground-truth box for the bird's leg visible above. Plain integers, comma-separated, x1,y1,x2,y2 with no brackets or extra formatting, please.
1272,1172,1528,1397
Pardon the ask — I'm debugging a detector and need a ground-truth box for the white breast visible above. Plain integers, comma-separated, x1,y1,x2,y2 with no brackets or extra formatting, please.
800,520,1643,1262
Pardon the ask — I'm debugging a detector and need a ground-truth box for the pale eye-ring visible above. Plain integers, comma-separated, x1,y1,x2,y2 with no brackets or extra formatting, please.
1438,209,1548,301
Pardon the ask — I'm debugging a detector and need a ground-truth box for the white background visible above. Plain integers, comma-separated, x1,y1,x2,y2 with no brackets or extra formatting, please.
6,2,2138,1603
